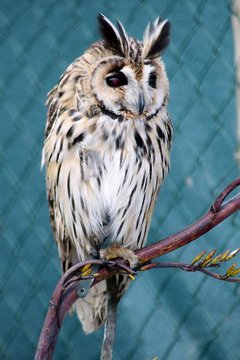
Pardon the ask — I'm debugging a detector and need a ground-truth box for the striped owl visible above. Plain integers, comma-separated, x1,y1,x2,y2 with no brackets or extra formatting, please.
42,14,172,334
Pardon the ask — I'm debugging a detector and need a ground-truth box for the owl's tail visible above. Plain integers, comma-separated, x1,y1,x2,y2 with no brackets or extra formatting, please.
75,274,130,334
75,280,108,334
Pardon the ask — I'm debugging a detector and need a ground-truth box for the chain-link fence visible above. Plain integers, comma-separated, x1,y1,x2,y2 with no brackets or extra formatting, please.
1,0,240,359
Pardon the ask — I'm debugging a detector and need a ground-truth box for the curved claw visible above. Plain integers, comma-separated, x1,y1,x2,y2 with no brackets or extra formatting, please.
99,244,139,269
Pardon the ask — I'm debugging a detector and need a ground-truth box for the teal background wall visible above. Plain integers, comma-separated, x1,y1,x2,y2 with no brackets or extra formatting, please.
1,0,240,359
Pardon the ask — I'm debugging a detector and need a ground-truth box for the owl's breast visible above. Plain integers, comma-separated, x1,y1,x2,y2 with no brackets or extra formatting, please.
79,122,166,250
48,110,172,259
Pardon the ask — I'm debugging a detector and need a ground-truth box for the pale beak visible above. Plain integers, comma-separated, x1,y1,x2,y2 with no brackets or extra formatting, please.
138,91,145,115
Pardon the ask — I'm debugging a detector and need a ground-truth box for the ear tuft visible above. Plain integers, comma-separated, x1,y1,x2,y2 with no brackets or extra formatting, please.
98,14,129,57
116,20,129,56
143,18,170,59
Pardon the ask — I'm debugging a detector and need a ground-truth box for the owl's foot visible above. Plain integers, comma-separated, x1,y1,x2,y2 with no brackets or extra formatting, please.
99,244,139,269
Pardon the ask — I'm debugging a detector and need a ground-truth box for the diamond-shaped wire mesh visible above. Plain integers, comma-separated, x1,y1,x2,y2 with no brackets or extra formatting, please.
1,0,240,359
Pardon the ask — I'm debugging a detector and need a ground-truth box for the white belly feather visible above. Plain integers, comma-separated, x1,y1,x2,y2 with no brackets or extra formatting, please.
45,112,171,262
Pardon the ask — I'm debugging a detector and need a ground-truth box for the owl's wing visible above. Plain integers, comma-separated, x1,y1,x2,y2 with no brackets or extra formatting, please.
44,85,58,241
44,86,78,273
46,169,76,272
44,85,58,139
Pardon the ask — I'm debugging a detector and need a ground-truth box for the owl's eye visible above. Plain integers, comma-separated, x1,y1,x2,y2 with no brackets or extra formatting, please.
106,72,128,87
148,72,157,88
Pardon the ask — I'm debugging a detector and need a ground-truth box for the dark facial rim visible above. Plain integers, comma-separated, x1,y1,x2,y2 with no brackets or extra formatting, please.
98,101,161,122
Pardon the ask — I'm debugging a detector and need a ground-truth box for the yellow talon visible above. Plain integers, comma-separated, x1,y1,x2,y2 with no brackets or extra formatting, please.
92,273,100,277
81,263,92,277
81,264,92,273
128,274,135,280
82,268,92,277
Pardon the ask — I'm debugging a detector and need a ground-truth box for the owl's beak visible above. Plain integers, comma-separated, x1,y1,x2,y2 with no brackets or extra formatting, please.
138,91,145,115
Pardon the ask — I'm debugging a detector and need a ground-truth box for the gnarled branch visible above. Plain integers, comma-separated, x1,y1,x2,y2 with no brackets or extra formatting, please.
35,177,240,360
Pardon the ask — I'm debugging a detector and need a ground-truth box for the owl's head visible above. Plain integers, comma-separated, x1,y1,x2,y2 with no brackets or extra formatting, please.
89,14,170,120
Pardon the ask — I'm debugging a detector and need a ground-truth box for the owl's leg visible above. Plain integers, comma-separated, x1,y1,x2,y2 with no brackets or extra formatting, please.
99,244,139,268
89,244,101,259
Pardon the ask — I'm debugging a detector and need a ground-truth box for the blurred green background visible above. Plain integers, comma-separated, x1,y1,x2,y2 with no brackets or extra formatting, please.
1,0,240,359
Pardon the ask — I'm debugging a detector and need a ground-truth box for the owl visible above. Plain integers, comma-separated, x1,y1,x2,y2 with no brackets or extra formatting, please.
42,14,173,334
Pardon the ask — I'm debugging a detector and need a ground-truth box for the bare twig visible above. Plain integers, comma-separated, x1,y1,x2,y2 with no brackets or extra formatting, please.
35,177,240,360
100,277,118,360
140,260,240,282
135,177,240,263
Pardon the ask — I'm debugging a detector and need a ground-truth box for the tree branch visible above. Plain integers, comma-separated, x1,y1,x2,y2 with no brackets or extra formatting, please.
100,277,118,360
35,177,240,360
140,259,240,282
136,177,240,263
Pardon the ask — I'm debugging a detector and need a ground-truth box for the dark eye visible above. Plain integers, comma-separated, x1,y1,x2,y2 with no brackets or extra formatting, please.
106,72,128,88
148,72,157,88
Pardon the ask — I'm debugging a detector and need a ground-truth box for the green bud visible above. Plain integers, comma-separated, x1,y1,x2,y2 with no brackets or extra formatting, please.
221,250,230,262
191,250,206,265
226,263,237,277
231,268,240,277
211,254,223,265
226,248,240,261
